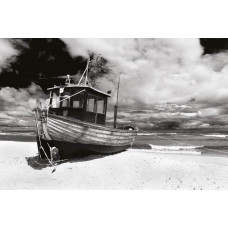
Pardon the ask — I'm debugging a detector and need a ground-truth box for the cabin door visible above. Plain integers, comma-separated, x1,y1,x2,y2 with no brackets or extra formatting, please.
85,93,106,125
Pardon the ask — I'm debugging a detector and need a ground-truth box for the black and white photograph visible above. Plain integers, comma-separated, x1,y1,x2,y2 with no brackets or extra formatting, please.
1,38,228,190
1,1,228,227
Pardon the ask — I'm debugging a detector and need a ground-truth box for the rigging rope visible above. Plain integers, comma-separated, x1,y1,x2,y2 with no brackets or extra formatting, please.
46,89,85,109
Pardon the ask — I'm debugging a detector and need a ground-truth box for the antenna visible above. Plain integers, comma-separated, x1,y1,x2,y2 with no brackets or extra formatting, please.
85,56,90,85
77,57,90,85
114,75,120,128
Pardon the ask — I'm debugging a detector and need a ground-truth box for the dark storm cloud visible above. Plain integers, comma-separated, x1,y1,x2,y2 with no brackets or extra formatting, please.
200,38,228,54
0,39,87,124
0,39,87,89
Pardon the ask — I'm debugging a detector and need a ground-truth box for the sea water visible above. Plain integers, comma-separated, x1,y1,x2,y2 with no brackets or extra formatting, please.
134,130,228,157
1,126,228,157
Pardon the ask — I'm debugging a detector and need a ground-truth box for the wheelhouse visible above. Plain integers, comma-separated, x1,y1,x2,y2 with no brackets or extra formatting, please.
48,85,111,125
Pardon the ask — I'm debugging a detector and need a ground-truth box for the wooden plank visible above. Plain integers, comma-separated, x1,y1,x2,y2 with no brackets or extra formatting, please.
48,115,137,136
48,118,134,140
48,122,134,146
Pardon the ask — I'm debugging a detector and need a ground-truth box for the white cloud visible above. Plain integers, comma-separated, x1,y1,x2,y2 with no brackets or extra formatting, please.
0,83,47,118
0,39,17,68
62,38,228,119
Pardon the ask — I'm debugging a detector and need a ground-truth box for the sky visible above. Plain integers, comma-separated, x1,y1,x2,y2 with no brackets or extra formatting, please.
1,38,228,130
0,39,17,69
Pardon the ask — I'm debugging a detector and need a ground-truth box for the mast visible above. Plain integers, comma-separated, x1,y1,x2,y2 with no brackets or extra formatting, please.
114,76,120,128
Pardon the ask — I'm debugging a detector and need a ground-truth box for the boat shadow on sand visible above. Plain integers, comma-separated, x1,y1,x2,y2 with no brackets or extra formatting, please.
26,152,118,170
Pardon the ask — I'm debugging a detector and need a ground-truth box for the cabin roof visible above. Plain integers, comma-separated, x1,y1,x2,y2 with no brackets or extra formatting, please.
47,84,111,97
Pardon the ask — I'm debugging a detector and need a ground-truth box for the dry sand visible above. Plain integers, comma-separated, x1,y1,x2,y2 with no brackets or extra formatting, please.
0,141,228,189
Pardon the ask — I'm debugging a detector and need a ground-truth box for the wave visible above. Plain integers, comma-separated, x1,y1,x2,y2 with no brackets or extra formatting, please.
130,144,202,155
0,132,34,136
137,133,158,136
149,144,203,151
203,134,228,138
137,132,178,136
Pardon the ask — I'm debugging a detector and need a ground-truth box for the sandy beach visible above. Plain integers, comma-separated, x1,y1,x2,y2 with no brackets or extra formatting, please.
0,140,228,189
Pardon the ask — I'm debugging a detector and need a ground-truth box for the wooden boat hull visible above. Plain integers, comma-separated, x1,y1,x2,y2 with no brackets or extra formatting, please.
39,114,137,158
37,137,131,159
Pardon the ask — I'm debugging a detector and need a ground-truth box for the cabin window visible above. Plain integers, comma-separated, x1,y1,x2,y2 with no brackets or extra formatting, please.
97,97,105,114
62,96,70,107
86,94,96,112
61,91,71,108
51,92,60,108
73,93,84,108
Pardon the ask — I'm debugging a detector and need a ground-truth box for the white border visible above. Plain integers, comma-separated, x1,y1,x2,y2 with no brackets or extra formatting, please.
1,1,228,228
0,0,228,38
1,191,228,228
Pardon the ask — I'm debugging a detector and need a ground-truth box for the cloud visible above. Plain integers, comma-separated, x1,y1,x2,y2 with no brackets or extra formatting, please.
181,120,210,129
62,39,228,105
62,39,204,105
0,83,47,120
196,107,221,118
0,39,46,126
2,38,228,129
0,39,18,69
61,38,228,125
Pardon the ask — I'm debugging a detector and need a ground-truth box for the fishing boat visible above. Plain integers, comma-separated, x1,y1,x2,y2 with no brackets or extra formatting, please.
34,59,138,161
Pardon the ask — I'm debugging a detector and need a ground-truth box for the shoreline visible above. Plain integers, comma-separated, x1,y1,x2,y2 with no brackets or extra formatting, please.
1,134,228,158
0,140,228,189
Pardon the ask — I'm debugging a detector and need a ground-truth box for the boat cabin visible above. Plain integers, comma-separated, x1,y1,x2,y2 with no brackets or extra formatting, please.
47,85,111,125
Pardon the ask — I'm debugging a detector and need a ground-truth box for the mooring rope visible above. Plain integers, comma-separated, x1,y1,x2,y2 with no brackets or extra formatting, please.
34,111,55,169
33,89,86,172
